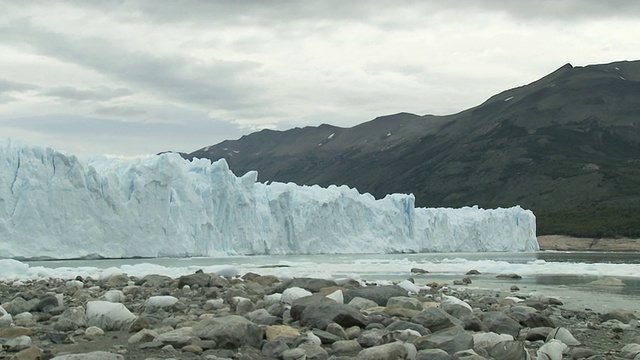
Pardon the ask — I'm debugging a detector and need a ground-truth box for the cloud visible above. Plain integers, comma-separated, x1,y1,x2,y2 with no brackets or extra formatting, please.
1,1,639,156
0,78,37,93
43,86,132,102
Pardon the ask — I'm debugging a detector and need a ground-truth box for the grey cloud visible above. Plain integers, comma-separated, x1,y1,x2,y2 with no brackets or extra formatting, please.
0,78,37,93
2,112,245,152
94,105,147,117
44,86,132,101
1,19,265,112
75,1,640,30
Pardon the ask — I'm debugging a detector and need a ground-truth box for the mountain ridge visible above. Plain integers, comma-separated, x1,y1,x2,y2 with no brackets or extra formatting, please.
184,60,640,238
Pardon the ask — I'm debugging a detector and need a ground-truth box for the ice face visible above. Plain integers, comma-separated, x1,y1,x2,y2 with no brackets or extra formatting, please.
0,140,538,260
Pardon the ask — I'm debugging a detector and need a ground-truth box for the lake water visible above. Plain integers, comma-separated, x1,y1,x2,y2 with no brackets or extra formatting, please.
10,251,640,313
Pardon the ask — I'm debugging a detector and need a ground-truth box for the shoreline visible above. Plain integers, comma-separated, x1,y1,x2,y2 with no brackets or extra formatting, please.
537,235,640,252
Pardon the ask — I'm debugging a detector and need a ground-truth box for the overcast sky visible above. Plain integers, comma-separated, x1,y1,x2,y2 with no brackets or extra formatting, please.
1,1,639,157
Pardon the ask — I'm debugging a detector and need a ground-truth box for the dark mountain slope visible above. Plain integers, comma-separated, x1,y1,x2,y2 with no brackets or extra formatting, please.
185,60,640,238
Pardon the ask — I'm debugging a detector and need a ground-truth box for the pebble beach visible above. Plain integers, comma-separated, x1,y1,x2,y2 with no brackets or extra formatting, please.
1,268,639,360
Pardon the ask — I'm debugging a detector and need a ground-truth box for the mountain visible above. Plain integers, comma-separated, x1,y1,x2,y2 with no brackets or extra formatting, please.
185,60,640,238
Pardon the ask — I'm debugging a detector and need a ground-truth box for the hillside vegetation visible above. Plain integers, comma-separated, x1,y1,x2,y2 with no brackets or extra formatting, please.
185,60,640,239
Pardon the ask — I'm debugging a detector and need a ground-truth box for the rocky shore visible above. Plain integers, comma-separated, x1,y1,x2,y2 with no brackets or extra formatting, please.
1,268,639,360
537,236,640,252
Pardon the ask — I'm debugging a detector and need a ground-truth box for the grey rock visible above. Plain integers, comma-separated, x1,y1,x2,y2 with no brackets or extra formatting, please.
386,320,431,336
35,295,60,312
348,297,379,311
570,347,596,359
291,294,335,320
312,328,343,344
387,296,423,310
300,302,366,330
480,311,521,337
520,327,552,341
601,309,637,323
138,340,164,349
6,297,32,315
54,306,87,331
178,273,211,288
332,339,362,354
344,286,408,306
453,349,488,359
139,274,172,287
279,277,338,293
356,341,408,360
326,322,349,340
411,307,463,333
357,328,388,348
416,348,451,360
282,347,307,360
193,315,263,349
4,335,32,351
262,339,290,358
488,340,528,360
156,326,198,347
299,342,329,360
413,326,473,355
104,274,130,288
208,273,231,288
496,273,522,280
509,305,554,328
245,308,281,325
50,351,125,360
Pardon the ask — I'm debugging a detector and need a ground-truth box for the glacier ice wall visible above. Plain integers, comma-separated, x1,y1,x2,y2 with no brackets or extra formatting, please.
0,141,538,259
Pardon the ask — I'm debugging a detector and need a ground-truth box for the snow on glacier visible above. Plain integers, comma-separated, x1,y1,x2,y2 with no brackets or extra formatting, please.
0,140,538,260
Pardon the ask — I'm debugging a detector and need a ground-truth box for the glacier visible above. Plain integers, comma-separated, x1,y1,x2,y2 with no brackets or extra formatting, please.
0,140,538,260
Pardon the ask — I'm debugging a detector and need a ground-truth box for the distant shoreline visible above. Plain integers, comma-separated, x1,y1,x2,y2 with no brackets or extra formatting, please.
538,235,640,251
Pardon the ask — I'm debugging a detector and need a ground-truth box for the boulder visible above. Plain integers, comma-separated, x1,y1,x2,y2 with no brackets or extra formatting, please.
86,301,137,331
344,286,408,306
300,301,367,330
278,277,338,293
356,341,408,360
177,273,211,288
411,307,463,333
193,315,263,349
480,311,521,337
54,306,87,331
413,326,473,355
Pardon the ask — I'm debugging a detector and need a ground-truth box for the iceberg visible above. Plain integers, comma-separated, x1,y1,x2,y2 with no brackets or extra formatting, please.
0,140,538,260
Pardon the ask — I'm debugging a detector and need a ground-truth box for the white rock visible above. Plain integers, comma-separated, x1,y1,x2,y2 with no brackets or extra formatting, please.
281,287,312,305
50,351,124,360
86,300,137,331
397,280,421,294
442,295,473,311
85,326,105,336
5,335,31,351
473,332,514,350
546,327,580,346
103,290,126,303
537,339,568,360
0,312,12,328
145,296,179,311
205,298,225,310
13,312,35,326
325,290,344,304
128,329,159,344
66,279,84,291
263,293,282,306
